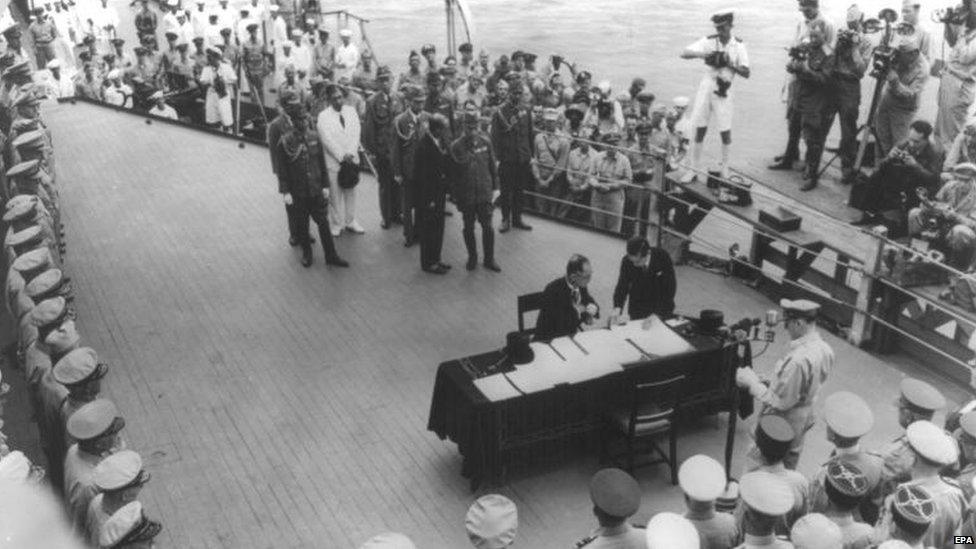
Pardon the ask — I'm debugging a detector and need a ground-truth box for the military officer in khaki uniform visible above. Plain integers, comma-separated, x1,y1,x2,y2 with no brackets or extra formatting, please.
575,468,646,548
808,391,884,523
876,379,945,501
735,471,795,548
873,421,965,548
820,461,873,548
241,22,269,107
85,450,149,545
63,399,126,530
789,513,842,549
465,494,518,548
876,484,936,548
678,454,738,548
737,416,809,536
644,512,700,549
737,299,834,470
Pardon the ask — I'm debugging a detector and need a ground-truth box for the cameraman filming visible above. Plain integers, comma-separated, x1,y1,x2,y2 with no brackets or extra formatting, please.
935,0,976,151
679,9,750,183
786,21,831,191
876,38,929,155
907,162,976,269
822,5,872,182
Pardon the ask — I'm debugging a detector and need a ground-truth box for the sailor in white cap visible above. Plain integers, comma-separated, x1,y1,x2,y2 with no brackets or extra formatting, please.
99,500,162,548
789,513,842,549
268,4,288,50
63,398,126,529
645,512,699,549
874,421,966,548
736,298,834,470
576,468,645,548
465,494,517,548
360,532,417,549
735,471,794,548
39,57,75,99
678,455,738,548
102,68,133,108
807,391,884,522
89,0,120,54
200,43,237,131
148,89,178,120
334,27,359,80
85,450,149,545
876,378,945,502
679,9,750,183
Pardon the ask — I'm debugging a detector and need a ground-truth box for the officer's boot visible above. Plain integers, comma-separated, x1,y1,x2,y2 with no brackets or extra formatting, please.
463,225,478,270
483,226,500,272
301,244,313,267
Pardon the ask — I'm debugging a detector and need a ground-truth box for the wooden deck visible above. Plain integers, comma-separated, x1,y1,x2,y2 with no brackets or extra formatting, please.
36,100,973,548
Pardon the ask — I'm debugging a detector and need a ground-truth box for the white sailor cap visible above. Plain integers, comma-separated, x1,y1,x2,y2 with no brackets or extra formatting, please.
672,96,690,108
339,28,353,37
644,512,699,549
290,28,303,38
678,454,726,501
359,532,416,549
269,4,279,11
780,298,820,319
93,450,146,491
823,391,874,439
0,451,30,482
790,513,843,549
465,494,517,549
711,9,734,25
906,420,957,466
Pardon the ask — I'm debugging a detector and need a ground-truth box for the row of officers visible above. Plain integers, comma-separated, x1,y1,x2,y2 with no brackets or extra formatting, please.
355,382,976,549
0,67,163,546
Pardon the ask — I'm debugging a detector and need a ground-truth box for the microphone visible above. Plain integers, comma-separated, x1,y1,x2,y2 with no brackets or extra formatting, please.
765,310,780,326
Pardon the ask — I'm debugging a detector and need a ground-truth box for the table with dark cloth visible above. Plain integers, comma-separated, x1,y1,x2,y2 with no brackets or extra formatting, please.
427,327,742,488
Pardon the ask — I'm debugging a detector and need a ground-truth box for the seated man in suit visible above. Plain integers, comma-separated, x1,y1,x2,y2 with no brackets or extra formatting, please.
534,254,599,341
610,236,676,322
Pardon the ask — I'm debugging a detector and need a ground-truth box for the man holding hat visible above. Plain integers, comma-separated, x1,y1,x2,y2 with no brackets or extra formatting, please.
789,513,842,549
318,82,364,237
465,494,517,548
736,298,834,470
678,454,738,548
876,484,936,548
575,468,645,548
874,421,966,548
451,103,501,271
907,161,976,268
679,9,750,183
64,398,126,529
808,391,884,523
735,471,795,548
876,36,929,156
85,450,148,545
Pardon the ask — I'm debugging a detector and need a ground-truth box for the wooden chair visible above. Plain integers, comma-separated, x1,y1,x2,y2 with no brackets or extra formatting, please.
517,292,545,335
600,373,685,484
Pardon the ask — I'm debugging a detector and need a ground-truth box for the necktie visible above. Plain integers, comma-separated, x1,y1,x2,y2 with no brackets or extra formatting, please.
339,114,345,128
571,287,581,307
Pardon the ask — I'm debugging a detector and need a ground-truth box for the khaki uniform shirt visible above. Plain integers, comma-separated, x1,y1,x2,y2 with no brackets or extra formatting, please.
874,475,967,548
686,508,738,549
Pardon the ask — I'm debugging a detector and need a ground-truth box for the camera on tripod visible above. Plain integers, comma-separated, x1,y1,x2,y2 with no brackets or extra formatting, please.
932,4,970,24
870,46,898,78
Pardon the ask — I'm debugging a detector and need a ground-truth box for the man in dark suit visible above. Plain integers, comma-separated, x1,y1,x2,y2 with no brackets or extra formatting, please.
610,236,676,322
415,113,451,274
535,254,599,341
392,85,429,247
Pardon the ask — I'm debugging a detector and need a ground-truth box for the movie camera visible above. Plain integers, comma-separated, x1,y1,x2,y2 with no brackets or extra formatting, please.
932,3,970,24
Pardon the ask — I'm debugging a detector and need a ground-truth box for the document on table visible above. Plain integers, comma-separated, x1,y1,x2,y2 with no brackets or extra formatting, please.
473,373,522,402
610,317,693,357
549,336,586,361
505,342,571,394
574,329,645,365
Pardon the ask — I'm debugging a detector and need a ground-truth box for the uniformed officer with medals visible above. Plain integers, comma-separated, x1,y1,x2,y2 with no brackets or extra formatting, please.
734,471,795,548
873,421,966,548
678,454,738,548
392,85,430,247
679,9,750,184
736,299,835,471
575,468,645,548
876,378,945,500
362,66,399,229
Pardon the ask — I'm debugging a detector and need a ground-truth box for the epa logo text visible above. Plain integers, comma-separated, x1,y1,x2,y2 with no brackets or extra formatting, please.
955,536,975,544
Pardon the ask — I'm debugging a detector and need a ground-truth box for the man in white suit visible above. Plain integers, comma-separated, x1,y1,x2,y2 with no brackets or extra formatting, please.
318,84,364,237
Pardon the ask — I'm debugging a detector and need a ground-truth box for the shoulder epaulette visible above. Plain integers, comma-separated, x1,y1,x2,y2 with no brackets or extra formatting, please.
707,33,718,39
735,36,743,42
574,534,597,548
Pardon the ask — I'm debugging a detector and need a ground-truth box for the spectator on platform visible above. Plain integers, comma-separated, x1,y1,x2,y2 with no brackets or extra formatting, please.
318,83,364,237
850,120,942,231
876,38,929,156
677,454,737,549
312,25,335,78
99,501,162,548
907,162,976,268
465,494,518,548
147,91,177,119
29,9,58,70
457,42,474,79
269,5,287,49
590,132,631,233
85,450,149,544
531,107,569,217
203,14,222,50
219,27,240,68
789,513,842,549
944,122,976,174
534,253,598,341
456,72,487,111
90,0,120,55
451,107,501,272
334,28,359,81
199,46,236,132
190,0,208,41
64,399,126,530
102,69,132,108
574,468,645,549
399,50,425,91
610,236,676,322
566,131,596,224
360,532,417,549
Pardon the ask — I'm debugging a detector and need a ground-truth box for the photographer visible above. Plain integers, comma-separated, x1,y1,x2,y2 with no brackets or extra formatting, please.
678,9,750,183
822,6,871,181
851,120,943,228
935,0,976,151
786,21,831,191
907,162,976,268
876,38,929,155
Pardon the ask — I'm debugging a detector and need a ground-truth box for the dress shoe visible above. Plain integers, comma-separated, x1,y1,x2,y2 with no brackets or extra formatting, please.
513,222,532,231
381,220,391,230
290,236,300,247
483,260,501,272
423,264,448,274
404,238,415,247
326,256,350,267
346,221,366,234
767,160,794,171
301,252,313,267
800,179,818,192
437,262,452,270
466,257,478,270
499,220,511,233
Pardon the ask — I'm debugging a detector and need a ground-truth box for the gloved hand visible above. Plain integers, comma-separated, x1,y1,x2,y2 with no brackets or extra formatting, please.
491,189,501,204
282,193,293,205
735,367,766,398
322,188,330,201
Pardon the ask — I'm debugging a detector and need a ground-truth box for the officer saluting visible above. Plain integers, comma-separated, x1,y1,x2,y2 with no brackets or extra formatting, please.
876,378,945,498
737,299,834,470
678,454,738,549
576,468,645,548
